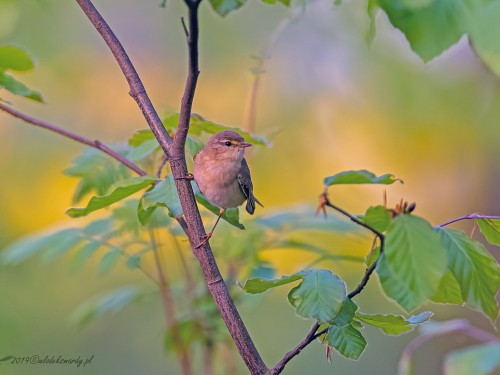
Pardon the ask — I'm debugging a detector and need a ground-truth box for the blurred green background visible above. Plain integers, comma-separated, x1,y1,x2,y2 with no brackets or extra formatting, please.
1,0,499,374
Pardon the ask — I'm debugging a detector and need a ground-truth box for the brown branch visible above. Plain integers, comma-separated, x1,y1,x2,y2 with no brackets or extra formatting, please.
0,102,147,176
439,214,500,227
269,322,320,375
75,1,268,374
320,193,385,298
150,229,193,375
75,0,172,155
270,195,386,374
166,2,268,373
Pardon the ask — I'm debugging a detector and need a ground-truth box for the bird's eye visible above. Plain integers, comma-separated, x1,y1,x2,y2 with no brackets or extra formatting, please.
224,141,232,147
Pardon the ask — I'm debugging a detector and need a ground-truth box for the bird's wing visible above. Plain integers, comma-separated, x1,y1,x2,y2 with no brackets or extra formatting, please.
237,159,263,215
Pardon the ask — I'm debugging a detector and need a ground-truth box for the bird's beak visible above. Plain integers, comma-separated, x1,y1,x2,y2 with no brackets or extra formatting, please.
239,142,252,148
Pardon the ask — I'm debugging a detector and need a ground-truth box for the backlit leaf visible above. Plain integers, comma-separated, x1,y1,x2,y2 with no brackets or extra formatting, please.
324,170,402,186
435,227,500,321
362,205,392,233
431,271,464,305
377,215,447,311
0,46,35,71
355,311,432,335
66,176,156,218
240,274,303,294
477,219,500,246
0,71,43,102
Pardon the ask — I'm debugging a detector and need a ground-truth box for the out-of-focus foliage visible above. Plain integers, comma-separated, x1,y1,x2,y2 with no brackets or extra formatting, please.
0,45,42,101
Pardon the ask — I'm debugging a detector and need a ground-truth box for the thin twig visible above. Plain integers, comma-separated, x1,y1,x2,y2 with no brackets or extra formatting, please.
320,194,385,298
181,16,189,38
150,228,193,375
156,154,169,178
269,322,320,375
0,102,147,176
439,214,500,227
271,195,386,374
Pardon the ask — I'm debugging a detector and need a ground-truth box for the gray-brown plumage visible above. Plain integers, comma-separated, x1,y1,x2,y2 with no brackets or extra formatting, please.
193,130,262,245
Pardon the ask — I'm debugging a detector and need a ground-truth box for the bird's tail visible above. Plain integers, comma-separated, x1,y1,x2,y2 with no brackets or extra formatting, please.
246,194,263,215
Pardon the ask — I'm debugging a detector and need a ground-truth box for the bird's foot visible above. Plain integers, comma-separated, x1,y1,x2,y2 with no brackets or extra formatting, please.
195,232,212,249
175,173,194,181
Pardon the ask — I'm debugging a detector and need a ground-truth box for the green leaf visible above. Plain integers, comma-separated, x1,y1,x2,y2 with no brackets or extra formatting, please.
260,0,290,6
66,176,156,218
372,0,476,62
377,215,447,311
71,241,102,270
65,147,131,203
324,170,402,186
325,323,367,360
0,71,43,102
332,298,358,326
98,249,120,274
83,218,113,236
240,274,303,294
128,129,156,146
126,138,160,162
163,113,270,146
477,219,500,246
186,135,204,158
126,254,142,269
41,230,85,262
71,286,145,327
469,2,500,77
362,205,392,233
195,191,245,230
355,311,432,335
287,269,347,323
2,228,82,264
0,46,35,71
365,246,381,268
140,175,183,219
208,0,246,16
431,271,464,305
435,227,500,321
444,343,500,375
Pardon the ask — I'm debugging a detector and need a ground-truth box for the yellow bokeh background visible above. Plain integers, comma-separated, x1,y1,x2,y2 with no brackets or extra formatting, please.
1,0,499,374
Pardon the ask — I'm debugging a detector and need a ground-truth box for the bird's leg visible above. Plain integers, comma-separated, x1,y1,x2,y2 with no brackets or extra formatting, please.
196,208,225,248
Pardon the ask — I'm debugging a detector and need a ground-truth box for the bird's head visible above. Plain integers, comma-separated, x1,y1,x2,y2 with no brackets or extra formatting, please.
204,130,252,161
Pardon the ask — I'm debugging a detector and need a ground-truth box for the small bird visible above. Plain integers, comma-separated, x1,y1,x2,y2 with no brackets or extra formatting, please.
193,130,263,246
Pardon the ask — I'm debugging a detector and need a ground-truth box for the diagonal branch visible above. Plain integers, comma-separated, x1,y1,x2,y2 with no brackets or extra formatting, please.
0,102,147,176
75,1,268,374
75,0,172,154
269,321,320,375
